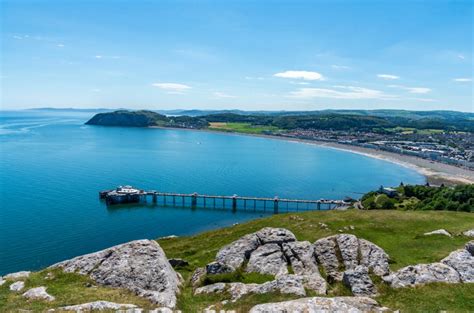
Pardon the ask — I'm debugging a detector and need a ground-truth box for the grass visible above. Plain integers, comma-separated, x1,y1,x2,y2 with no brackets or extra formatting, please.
1,210,473,312
208,122,280,134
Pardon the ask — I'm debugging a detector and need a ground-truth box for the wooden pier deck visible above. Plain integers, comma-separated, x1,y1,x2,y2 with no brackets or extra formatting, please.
100,186,349,213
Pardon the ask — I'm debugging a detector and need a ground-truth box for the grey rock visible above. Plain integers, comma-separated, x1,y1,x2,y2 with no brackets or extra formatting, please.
313,236,342,281
343,265,377,296
386,262,461,288
441,246,474,283
336,234,359,270
466,240,474,255
424,229,451,237
4,271,31,280
249,296,391,313
359,239,390,276
61,301,137,311
215,233,260,270
194,282,226,295
190,267,206,287
22,287,55,302
246,243,288,277
206,261,234,275
255,227,297,245
168,258,189,268
228,274,305,300
51,239,181,308
9,281,25,292
282,241,327,294
463,230,474,237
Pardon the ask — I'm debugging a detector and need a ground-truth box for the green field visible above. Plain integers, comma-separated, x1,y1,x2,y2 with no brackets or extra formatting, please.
1,210,473,312
208,122,280,134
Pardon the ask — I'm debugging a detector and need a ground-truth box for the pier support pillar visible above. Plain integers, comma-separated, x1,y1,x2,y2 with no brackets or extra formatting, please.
274,197,279,214
152,193,157,203
191,193,198,209
232,195,237,212
317,202,321,210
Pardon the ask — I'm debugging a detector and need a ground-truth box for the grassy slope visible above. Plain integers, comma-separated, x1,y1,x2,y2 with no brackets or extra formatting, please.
208,122,280,134
1,210,473,312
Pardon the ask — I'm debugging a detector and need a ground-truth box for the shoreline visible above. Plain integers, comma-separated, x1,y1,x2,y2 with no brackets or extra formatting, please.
151,126,474,185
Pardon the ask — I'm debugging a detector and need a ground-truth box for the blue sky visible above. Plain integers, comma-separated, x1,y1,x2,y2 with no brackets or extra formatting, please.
1,0,472,111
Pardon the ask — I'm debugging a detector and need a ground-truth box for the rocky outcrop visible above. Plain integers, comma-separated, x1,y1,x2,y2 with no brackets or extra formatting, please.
9,281,25,292
50,239,181,308
60,301,137,311
246,244,288,276
215,233,260,271
336,234,360,270
255,227,296,245
359,239,390,276
249,296,391,313
4,271,31,280
194,282,226,295
343,266,377,296
463,230,474,237
190,267,206,288
424,229,451,237
313,236,342,281
384,263,460,288
22,287,55,301
441,241,474,283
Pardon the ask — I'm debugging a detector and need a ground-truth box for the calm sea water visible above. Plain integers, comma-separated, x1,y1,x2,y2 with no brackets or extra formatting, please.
0,110,425,274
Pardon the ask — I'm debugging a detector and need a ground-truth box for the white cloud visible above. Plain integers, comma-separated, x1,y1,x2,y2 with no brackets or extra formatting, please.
377,74,400,80
57,44,65,48
95,55,103,59
289,86,395,100
331,65,350,70
274,70,324,80
94,55,121,59
245,76,265,80
213,91,235,98
458,54,465,60
152,83,191,93
453,78,472,82
388,85,431,94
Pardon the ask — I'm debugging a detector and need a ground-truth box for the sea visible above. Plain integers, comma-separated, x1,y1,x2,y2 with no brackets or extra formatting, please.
0,110,425,274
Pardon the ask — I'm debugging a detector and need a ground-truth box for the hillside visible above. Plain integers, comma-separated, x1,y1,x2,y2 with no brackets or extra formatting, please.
1,210,473,312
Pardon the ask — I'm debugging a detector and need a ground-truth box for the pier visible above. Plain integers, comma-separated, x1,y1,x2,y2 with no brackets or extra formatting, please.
100,186,349,212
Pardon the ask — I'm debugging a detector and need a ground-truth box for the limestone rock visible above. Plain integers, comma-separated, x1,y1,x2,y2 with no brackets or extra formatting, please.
190,267,206,288
194,283,226,295
4,271,31,280
359,239,390,276
441,243,474,283
255,227,296,245
246,243,288,276
424,229,451,237
249,296,391,313
343,265,377,296
214,233,260,270
463,229,474,237
61,301,137,311
282,241,327,294
9,281,25,292
206,261,234,275
22,287,55,302
313,236,342,281
50,239,181,308
336,234,359,270
466,240,474,255
385,262,460,288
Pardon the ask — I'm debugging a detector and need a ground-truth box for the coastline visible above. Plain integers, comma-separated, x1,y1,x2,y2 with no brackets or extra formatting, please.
151,126,474,186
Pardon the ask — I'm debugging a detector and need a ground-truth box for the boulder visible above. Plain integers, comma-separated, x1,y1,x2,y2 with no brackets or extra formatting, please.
60,301,137,311
4,271,31,280
214,233,260,270
313,236,342,281
22,287,55,301
385,262,460,288
463,230,474,237
194,283,226,295
249,296,391,313
466,240,474,255
336,234,359,270
441,243,474,283
424,229,451,237
168,258,189,268
246,243,288,277
190,267,206,288
359,239,390,276
206,262,234,275
50,239,181,308
255,227,296,245
343,266,377,296
9,281,25,292
282,241,327,294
